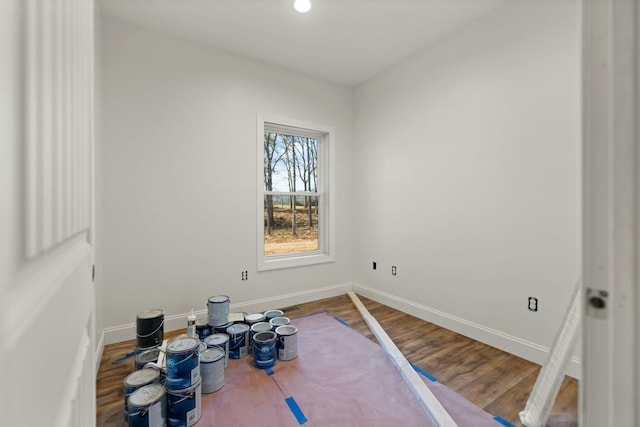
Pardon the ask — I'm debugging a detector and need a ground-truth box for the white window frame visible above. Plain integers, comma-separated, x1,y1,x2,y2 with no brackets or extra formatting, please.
257,113,335,271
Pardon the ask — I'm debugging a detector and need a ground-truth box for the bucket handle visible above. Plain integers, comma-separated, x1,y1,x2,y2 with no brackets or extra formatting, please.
136,320,164,338
169,350,198,366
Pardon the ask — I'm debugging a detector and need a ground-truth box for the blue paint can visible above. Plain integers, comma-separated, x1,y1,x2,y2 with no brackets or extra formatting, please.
167,380,201,427
226,323,249,359
200,346,225,394
127,382,166,427
195,318,211,341
252,331,277,369
204,333,229,369
165,336,200,390
123,368,161,422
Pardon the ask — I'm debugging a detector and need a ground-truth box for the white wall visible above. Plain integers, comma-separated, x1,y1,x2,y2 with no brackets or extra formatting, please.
353,0,581,370
100,16,354,337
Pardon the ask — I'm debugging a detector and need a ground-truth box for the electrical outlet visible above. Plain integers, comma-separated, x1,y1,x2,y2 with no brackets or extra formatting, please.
372,262,377,270
528,297,538,312
392,266,397,276
241,270,248,281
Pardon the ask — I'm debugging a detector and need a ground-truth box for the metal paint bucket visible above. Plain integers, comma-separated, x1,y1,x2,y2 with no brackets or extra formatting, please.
165,336,200,390
195,318,211,341
200,346,225,394
226,323,249,359
127,382,166,427
166,380,202,427
276,325,298,361
250,322,272,355
204,333,229,369
135,348,161,371
264,309,284,322
244,313,265,354
136,309,164,349
252,331,277,369
207,295,230,327
123,368,161,422
269,316,290,331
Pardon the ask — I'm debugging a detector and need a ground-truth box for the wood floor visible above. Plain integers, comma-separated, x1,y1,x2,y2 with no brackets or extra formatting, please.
97,294,578,427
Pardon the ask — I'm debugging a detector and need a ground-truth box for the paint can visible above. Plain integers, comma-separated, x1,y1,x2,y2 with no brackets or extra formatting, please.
264,309,284,322
165,336,200,390
135,347,161,371
212,321,233,334
136,309,164,349
276,325,298,361
166,380,202,427
200,346,225,394
127,382,166,427
123,368,161,422
226,323,249,359
244,312,265,327
204,333,229,369
252,331,277,369
207,295,230,326
250,322,272,354
244,313,265,354
269,316,290,331
195,318,211,341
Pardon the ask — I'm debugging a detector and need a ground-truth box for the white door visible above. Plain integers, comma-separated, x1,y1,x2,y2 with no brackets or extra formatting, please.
0,1,97,426
582,0,638,426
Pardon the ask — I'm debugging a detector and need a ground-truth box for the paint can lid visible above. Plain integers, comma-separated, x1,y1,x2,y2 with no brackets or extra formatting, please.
201,347,224,363
226,323,249,334
204,333,229,346
136,309,164,319
128,383,165,407
208,295,229,303
276,325,298,336
124,368,160,387
166,336,200,353
250,322,272,333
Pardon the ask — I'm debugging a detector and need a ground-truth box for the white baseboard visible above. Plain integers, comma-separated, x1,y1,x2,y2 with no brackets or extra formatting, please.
352,283,581,380
95,329,105,375
103,282,354,345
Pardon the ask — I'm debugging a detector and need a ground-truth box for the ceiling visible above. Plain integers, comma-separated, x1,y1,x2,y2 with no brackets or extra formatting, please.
100,0,510,87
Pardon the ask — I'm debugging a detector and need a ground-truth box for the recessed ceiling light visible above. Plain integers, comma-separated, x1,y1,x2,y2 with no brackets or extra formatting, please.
294,0,311,13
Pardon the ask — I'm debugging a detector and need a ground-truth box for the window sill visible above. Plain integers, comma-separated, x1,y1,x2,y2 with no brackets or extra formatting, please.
258,252,335,271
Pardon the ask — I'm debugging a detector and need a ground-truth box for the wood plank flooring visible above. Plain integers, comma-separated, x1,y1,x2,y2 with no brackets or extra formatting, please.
96,294,578,426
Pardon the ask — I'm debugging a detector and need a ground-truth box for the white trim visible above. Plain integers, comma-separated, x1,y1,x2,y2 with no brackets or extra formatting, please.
103,282,353,345
95,329,105,375
582,0,638,425
353,283,581,379
1,234,91,349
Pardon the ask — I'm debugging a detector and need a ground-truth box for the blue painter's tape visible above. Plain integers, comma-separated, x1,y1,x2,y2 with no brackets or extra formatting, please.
112,351,135,365
410,363,437,382
493,416,516,427
333,316,350,327
265,368,275,376
285,397,307,425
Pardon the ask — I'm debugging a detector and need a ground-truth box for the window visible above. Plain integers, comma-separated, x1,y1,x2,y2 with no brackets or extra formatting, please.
257,114,334,270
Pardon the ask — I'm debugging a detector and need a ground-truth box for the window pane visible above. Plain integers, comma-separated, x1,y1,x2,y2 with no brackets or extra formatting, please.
264,132,318,193
264,195,319,255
